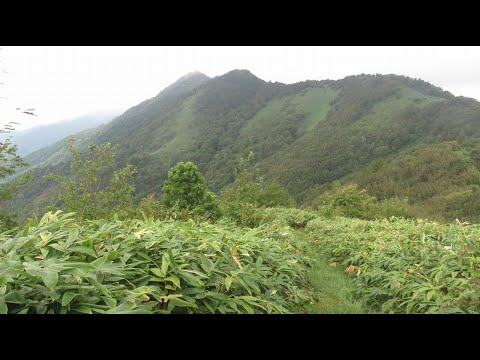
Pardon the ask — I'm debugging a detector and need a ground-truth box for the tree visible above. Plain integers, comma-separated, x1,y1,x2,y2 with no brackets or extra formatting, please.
318,182,377,219
0,51,35,229
162,161,220,220
220,151,295,226
46,137,136,220
0,123,32,230
317,181,408,220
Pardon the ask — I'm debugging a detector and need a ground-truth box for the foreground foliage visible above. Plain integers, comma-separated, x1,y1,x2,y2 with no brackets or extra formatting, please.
0,211,311,314
307,217,480,313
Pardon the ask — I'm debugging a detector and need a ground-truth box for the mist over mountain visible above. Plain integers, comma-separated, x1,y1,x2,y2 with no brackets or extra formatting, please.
8,69,480,223
4,110,122,156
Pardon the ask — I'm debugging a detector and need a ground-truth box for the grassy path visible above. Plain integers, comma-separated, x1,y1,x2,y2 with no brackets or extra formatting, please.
307,257,367,313
291,228,368,314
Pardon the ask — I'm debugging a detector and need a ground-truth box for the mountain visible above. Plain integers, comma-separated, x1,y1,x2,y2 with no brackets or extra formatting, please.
2,110,121,156
7,69,480,223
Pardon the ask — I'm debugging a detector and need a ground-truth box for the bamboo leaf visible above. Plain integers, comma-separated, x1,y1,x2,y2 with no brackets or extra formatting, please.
161,253,169,275
151,268,164,278
70,246,97,258
0,297,7,314
39,270,59,290
225,276,233,291
165,275,181,288
61,292,77,306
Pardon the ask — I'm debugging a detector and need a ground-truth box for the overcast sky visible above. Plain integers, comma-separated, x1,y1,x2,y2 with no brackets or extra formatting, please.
1,46,479,130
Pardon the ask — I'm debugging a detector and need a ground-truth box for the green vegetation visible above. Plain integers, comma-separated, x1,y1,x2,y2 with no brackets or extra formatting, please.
45,137,136,220
306,217,480,313
220,152,294,227
315,181,408,220
0,211,312,314
352,141,480,223
0,124,32,231
8,71,480,223
3,70,480,314
307,258,366,314
3,149,480,314
292,86,338,135
162,161,221,220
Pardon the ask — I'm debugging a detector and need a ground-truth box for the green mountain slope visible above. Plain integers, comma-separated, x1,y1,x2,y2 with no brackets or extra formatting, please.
8,70,480,223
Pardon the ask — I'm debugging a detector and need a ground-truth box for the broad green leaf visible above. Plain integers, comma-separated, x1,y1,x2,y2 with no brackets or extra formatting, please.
170,298,198,309
106,302,136,314
150,268,164,278
179,271,204,287
35,232,50,248
74,306,92,314
39,270,59,290
91,256,107,269
165,275,181,288
65,229,79,248
161,253,169,275
145,241,157,249
181,269,208,278
167,249,177,270
107,251,119,261
87,277,111,297
240,301,254,314
3,291,27,304
61,292,77,307
63,267,88,278
101,296,117,308
0,275,13,287
225,276,233,291
49,243,66,252
0,297,7,314
206,291,230,301
70,246,97,258
48,290,61,301
204,301,215,314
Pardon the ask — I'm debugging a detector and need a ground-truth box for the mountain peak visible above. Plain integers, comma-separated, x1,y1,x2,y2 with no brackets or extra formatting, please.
151,71,210,100
218,69,262,82
175,71,210,83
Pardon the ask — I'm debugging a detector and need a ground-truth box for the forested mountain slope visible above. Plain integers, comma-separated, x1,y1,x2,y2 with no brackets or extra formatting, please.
8,69,480,223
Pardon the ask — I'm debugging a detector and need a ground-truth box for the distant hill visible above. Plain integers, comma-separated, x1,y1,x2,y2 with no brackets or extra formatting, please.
7,69,480,223
4,110,121,156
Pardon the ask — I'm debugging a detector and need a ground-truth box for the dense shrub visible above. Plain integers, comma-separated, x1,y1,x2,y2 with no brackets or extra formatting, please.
316,182,408,220
374,197,409,218
162,162,221,221
261,207,318,228
45,138,136,220
0,211,312,314
220,152,295,227
307,217,480,313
